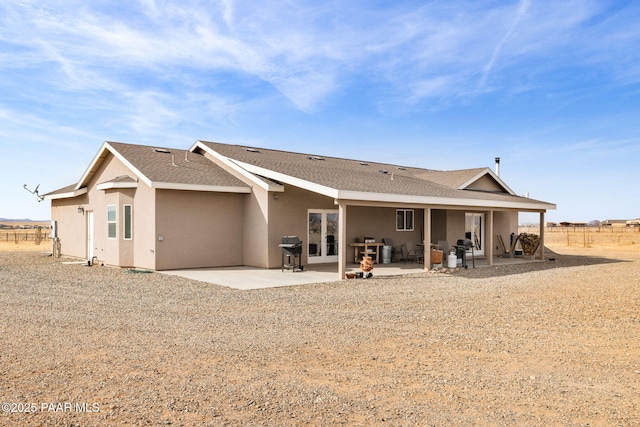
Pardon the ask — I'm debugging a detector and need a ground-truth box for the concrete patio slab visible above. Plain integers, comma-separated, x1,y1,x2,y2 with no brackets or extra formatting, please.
160,263,427,290
160,256,541,290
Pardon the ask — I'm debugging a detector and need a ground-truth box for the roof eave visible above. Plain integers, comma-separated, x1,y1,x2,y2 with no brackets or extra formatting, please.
151,182,251,193
336,190,556,211
97,182,138,191
44,187,88,200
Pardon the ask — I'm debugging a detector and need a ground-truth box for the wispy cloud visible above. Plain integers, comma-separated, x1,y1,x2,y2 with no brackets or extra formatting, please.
0,0,638,116
1,0,639,220
478,0,531,90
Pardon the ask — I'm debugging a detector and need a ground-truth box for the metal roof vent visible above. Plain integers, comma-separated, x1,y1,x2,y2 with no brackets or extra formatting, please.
154,148,170,153
359,162,369,166
379,169,388,174
308,156,325,161
245,147,260,153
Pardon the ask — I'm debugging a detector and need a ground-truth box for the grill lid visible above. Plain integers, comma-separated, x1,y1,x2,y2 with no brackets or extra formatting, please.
280,236,302,247
456,238,473,248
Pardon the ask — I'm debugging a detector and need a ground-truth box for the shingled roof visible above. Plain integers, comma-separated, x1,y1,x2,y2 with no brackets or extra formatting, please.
194,140,554,210
77,141,250,192
46,140,554,211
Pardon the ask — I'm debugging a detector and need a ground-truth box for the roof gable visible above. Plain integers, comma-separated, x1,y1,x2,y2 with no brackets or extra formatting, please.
74,141,250,193
457,170,515,195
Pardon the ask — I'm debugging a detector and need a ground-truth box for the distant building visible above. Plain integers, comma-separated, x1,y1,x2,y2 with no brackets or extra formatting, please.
559,221,588,228
602,219,628,227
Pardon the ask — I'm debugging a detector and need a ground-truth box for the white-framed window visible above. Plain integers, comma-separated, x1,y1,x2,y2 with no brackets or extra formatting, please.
396,209,414,231
107,205,117,239
123,205,132,240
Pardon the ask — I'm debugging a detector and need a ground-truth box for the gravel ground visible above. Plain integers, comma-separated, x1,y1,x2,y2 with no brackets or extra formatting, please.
1,247,639,426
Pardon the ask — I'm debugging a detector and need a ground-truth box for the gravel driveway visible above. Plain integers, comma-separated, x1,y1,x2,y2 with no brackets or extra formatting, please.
1,248,639,426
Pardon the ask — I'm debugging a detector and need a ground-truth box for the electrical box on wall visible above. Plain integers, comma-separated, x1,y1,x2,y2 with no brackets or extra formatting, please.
158,235,164,241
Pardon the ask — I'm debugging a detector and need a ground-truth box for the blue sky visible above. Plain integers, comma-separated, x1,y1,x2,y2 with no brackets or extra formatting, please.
1,0,638,223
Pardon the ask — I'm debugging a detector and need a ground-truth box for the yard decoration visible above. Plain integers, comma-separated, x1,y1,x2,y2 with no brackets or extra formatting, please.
360,255,374,278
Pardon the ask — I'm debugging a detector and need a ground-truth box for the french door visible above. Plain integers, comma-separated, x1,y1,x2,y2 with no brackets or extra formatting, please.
307,209,339,264
465,212,485,256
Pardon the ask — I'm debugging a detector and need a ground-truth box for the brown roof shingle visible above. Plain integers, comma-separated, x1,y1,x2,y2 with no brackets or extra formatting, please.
197,140,551,206
107,142,249,189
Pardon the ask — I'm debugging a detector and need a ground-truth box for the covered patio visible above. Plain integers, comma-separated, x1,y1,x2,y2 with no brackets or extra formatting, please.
335,203,549,281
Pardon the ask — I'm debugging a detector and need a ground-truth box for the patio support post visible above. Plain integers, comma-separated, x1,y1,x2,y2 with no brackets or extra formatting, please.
424,207,431,271
487,210,494,266
338,202,347,280
539,212,545,260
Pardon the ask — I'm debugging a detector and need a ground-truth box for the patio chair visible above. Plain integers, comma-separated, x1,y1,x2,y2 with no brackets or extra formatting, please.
403,240,424,264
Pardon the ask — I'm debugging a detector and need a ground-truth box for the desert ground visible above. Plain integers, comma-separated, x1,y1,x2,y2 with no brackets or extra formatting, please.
1,229,639,426
0,222,51,252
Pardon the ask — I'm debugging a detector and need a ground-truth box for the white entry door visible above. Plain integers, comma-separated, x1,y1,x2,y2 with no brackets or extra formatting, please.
307,209,339,264
87,211,94,262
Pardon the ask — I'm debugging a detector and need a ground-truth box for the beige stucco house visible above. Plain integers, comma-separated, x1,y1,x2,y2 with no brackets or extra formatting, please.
45,140,555,279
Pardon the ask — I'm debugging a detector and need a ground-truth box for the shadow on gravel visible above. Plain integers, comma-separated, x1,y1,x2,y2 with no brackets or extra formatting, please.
453,247,628,279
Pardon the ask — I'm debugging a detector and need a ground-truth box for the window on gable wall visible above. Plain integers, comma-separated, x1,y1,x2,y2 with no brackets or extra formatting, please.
107,205,117,239
396,209,414,231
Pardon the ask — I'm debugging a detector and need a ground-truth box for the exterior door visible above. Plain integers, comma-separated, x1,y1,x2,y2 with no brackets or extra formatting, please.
465,212,484,256
307,209,339,264
87,211,94,261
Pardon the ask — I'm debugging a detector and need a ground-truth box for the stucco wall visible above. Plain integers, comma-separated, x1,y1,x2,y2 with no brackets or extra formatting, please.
155,189,245,270
446,210,466,245
466,175,503,192
131,183,156,270
493,210,518,254
242,185,269,268
51,152,138,263
51,195,88,258
267,185,336,268
345,206,424,263
85,154,140,267
445,209,518,256
431,209,448,244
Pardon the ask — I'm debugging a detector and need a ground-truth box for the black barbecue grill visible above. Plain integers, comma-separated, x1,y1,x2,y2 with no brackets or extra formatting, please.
454,238,475,269
279,236,303,272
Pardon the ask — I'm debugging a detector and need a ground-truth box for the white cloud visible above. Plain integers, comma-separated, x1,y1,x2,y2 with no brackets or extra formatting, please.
0,0,638,114
478,0,531,90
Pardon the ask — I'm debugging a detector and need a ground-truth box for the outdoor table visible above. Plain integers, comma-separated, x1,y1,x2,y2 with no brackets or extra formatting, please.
350,242,384,263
